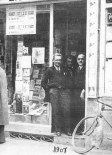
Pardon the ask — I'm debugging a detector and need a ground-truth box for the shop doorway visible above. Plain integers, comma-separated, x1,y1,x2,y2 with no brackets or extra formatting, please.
53,1,87,132
54,1,86,60
0,1,87,134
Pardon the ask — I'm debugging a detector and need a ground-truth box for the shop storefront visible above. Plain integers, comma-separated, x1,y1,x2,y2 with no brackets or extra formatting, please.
0,0,98,136
0,0,110,138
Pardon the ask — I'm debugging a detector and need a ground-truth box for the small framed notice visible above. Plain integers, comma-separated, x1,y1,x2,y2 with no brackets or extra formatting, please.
33,69,40,78
32,47,45,64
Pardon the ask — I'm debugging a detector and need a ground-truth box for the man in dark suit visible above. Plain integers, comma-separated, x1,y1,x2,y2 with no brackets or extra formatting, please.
41,53,72,136
64,55,76,134
71,53,85,132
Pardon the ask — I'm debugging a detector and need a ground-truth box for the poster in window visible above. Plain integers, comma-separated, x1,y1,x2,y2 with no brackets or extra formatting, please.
22,56,31,68
6,6,36,35
33,69,40,78
23,46,29,55
15,81,23,93
23,68,30,77
16,59,22,80
32,47,45,64
22,77,30,95
16,69,22,80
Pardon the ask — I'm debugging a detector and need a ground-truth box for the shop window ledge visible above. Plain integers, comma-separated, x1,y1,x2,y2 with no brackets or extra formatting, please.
9,112,50,125
5,122,52,135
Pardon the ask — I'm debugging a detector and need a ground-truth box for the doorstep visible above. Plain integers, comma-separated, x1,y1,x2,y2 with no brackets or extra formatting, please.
5,122,72,145
54,134,72,145
5,124,112,150
5,131,72,146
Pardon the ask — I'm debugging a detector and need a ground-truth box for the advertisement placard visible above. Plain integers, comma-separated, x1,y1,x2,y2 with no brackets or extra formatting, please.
6,6,36,35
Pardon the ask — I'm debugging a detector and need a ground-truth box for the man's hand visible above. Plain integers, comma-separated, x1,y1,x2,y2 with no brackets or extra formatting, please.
56,83,65,89
80,89,85,101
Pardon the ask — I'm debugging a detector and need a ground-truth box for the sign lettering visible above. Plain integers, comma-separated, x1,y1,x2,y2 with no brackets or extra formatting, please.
6,6,36,35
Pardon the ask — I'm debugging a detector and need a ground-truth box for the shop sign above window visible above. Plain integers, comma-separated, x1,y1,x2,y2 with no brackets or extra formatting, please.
6,6,36,35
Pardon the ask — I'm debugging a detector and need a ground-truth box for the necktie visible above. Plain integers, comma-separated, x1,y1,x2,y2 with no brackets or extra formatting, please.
58,68,60,73
78,67,81,72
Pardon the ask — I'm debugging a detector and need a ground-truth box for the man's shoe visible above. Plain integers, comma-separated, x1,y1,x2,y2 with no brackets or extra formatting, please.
0,142,5,144
56,132,61,136
67,132,72,136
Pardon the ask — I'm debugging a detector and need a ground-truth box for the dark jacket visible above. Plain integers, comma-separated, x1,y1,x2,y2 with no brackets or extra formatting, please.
63,66,74,89
74,66,85,90
41,66,64,90
41,66,73,101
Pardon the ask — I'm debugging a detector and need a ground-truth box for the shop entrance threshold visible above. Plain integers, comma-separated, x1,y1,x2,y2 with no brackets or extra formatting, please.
5,122,72,145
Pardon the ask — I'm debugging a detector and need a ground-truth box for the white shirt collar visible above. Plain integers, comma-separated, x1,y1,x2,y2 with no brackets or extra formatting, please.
79,66,83,70
54,65,60,71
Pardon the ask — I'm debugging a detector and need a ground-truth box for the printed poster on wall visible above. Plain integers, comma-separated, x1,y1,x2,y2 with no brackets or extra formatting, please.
6,6,36,35
32,47,45,64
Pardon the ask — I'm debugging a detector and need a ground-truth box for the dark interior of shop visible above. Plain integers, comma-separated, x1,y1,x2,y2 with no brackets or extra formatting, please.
54,1,87,62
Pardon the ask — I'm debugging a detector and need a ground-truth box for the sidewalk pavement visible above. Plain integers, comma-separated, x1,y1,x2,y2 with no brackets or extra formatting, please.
0,137,112,155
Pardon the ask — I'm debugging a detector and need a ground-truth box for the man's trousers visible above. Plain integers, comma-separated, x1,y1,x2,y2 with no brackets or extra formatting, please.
49,88,71,133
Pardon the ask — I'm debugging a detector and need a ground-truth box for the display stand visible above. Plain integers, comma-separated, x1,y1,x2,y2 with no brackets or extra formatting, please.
9,41,52,134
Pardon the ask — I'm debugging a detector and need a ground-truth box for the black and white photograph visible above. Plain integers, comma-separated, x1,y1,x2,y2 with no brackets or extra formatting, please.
0,0,112,155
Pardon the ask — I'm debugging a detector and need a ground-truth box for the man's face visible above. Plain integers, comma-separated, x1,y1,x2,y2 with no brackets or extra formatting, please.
66,58,73,68
54,55,62,67
77,54,85,67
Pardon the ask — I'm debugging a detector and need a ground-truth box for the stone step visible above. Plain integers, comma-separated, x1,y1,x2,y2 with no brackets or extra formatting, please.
5,129,72,146
5,130,112,152
54,134,72,145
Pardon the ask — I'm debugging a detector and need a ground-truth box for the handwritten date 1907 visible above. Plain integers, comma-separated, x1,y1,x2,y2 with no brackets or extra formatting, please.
53,146,67,153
